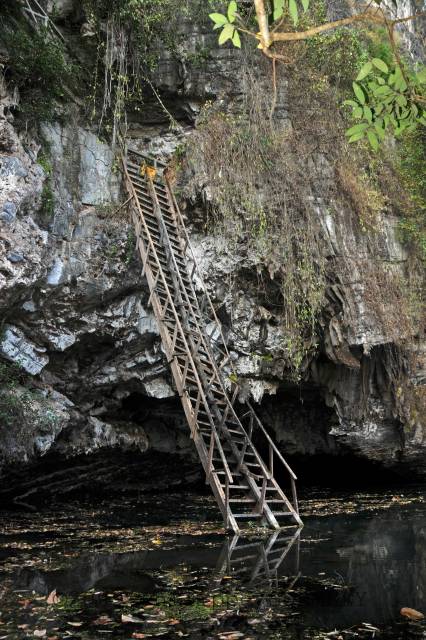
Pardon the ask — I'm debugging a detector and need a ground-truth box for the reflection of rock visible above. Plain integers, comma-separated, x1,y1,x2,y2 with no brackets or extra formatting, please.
301,507,426,628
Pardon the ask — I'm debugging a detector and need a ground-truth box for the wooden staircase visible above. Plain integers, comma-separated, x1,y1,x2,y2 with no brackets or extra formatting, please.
122,147,303,533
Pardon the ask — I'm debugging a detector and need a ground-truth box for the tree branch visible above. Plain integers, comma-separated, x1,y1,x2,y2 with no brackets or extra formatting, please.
253,0,271,48
245,2,426,49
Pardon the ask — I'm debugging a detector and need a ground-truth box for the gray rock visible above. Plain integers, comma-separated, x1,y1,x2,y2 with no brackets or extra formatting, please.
7,251,24,263
1,201,17,223
0,326,49,375
0,156,28,178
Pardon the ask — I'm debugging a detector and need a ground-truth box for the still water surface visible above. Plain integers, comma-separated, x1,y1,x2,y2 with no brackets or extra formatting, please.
0,488,424,639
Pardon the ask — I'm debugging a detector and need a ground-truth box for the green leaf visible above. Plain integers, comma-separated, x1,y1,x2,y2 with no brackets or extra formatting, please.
218,23,235,44
354,106,363,119
372,58,389,73
227,1,238,23
416,68,426,84
301,0,310,12
396,94,407,107
367,130,379,151
289,0,299,25
356,62,373,81
346,122,369,136
273,0,285,20
352,82,365,105
232,29,241,47
348,131,366,142
374,85,392,96
343,100,358,107
209,12,228,26
374,119,385,140
363,105,373,123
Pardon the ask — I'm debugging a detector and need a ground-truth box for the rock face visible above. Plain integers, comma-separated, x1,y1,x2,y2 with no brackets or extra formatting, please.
0,3,424,485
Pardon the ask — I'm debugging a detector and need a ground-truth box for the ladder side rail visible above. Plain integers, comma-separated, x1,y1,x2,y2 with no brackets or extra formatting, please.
149,179,278,518
22,0,66,41
123,160,235,498
166,176,300,504
165,177,232,363
150,180,234,426
129,158,301,529
128,184,238,529
153,179,229,396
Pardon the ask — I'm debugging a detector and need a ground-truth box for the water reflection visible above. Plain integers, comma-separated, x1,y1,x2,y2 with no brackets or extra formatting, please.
2,502,426,637
11,528,302,594
215,528,301,586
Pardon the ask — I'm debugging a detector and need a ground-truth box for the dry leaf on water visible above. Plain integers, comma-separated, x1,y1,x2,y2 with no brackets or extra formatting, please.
46,590,60,605
33,631,47,638
122,614,144,623
93,615,113,625
132,634,146,639
400,607,425,621
67,622,83,627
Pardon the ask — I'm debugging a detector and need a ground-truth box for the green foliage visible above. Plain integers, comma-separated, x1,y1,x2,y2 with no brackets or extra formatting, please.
305,28,369,89
38,152,55,222
124,227,136,264
210,1,241,47
0,11,77,122
209,0,311,40
208,1,426,147
397,128,426,259
344,62,426,150
0,360,59,430
186,84,326,376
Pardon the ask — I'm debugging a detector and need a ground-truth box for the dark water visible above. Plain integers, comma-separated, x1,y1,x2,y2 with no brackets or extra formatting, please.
0,488,425,639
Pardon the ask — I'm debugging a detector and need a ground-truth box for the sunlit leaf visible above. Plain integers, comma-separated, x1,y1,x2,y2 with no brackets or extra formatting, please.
209,13,228,27
363,106,373,123
352,82,365,105
232,29,241,47
348,131,365,142
367,130,379,151
273,0,285,20
346,122,369,136
356,61,373,81
289,0,299,25
228,1,238,23
218,23,235,44
372,58,389,73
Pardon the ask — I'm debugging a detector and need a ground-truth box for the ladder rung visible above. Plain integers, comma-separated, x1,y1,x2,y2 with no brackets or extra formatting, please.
227,484,250,490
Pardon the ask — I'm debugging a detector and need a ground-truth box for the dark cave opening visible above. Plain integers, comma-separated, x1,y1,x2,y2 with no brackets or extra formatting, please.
0,382,420,511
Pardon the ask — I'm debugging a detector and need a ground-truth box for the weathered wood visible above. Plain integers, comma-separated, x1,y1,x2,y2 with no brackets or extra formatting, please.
122,151,302,533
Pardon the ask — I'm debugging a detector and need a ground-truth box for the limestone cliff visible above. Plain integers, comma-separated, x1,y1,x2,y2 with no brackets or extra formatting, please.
0,0,424,489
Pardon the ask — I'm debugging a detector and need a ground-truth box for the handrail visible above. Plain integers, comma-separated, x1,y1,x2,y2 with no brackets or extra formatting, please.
246,402,297,480
123,148,301,527
166,176,300,489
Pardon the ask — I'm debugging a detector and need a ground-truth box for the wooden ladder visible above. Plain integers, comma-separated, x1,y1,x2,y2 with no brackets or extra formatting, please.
122,148,303,533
